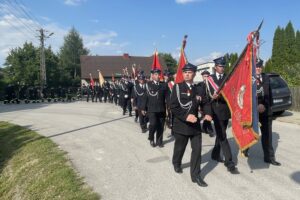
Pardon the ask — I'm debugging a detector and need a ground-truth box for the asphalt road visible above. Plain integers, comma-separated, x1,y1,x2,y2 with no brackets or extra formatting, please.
1,102,300,200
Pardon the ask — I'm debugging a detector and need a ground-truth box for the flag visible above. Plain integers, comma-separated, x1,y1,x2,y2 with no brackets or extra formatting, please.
112,73,115,82
89,73,95,89
151,49,164,81
175,35,188,83
98,70,105,87
219,32,260,150
132,65,136,79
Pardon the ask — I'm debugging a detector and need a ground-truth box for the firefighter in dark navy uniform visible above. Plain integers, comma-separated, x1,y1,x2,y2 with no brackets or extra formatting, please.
132,74,148,133
141,68,167,147
197,70,214,137
208,56,239,174
242,59,281,166
170,63,212,187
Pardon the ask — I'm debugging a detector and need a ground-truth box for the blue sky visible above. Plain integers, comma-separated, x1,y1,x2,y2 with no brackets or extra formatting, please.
1,0,300,66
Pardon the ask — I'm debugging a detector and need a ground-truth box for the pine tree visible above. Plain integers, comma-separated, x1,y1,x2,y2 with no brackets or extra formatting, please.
284,21,297,67
271,26,285,71
295,30,300,63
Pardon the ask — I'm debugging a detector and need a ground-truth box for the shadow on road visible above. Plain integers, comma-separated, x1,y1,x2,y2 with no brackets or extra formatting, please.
0,103,49,114
47,116,130,138
290,171,300,184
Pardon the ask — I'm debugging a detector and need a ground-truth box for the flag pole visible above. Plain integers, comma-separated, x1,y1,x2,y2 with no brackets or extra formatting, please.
217,20,263,93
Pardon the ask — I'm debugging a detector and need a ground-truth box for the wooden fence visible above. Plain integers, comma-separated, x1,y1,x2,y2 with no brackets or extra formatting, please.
290,87,300,112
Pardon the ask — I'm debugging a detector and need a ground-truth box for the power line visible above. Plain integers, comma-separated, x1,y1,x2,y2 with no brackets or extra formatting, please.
1,0,38,34
0,14,36,42
15,0,43,27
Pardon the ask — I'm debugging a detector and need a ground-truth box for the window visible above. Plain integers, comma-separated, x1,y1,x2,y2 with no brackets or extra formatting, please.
270,76,288,89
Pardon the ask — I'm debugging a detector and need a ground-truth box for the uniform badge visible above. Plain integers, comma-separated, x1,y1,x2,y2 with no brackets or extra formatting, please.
187,89,191,96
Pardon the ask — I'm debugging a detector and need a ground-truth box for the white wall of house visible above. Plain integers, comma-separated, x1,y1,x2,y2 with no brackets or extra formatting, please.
194,62,215,83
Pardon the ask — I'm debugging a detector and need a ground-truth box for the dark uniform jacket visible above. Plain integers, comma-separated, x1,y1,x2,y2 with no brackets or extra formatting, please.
132,83,146,110
258,73,273,117
142,81,167,113
170,82,212,136
208,74,231,120
120,80,133,99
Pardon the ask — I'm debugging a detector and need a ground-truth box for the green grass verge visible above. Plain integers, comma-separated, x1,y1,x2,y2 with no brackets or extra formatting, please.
0,121,100,200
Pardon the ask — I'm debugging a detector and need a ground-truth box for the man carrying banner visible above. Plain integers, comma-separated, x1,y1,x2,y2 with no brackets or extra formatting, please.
208,56,239,174
242,59,281,166
170,63,212,187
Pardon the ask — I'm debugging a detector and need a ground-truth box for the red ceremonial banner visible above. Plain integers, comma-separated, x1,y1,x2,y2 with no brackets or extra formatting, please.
151,50,164,81
220,40,259,150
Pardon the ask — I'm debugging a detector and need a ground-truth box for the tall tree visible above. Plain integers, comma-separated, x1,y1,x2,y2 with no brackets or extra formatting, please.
159,53,177,74
225,53,238,74
44,46,60,87
295,30,300,63
284,21,297,66
59,27,89,86
271,26,285,70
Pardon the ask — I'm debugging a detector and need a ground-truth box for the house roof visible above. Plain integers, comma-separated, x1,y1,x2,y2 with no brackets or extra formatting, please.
80,54,167,79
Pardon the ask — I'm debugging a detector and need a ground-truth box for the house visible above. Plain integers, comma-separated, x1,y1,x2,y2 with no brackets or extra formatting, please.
80,53,167,85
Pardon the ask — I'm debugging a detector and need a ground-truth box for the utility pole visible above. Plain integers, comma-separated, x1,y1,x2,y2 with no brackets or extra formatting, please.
37,28,53,98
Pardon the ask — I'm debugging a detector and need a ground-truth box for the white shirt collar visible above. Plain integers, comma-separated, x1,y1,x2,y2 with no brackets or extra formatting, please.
216,72,224,79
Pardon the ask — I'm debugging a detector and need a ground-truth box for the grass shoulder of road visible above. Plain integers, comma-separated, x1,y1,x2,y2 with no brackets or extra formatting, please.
0,121,99,200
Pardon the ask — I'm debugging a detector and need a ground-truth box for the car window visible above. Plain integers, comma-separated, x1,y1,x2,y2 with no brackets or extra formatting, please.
270,76,288,89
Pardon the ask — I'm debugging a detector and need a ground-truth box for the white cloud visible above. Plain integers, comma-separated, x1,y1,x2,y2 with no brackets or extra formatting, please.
194,51,223,64
64,0,87,6
0,14,39,66
175,0,204,4
0,12,128,66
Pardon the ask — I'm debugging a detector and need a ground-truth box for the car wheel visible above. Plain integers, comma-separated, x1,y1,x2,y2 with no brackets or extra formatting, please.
273,111,285,116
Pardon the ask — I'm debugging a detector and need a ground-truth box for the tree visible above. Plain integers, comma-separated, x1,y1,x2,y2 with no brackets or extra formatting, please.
2,42,60,89
159,53,177,74
44,46,60,87
225,53,238,74
4,42,39,86
271,26,285,71
283,21,297,66
59,27,89,86
295,30,300,63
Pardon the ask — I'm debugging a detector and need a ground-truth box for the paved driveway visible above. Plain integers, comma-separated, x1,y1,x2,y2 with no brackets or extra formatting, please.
1,102,300,200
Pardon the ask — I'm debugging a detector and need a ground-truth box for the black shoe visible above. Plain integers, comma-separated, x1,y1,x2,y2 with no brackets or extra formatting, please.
142,129,148,133
174,166,183,174
150,140,155,147
228,166,240,174
129,113,133,117
158,143,164,148
134,118,138,122
212,157,224,163
123,112,125,115
264,159,281,166
192,177,208,187
208,132,214,137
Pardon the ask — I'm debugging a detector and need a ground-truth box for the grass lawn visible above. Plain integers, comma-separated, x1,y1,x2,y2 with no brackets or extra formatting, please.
0,121,100,200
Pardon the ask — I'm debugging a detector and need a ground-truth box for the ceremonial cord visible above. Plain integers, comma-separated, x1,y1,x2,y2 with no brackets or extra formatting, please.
175,84,192,112
134,85,144,96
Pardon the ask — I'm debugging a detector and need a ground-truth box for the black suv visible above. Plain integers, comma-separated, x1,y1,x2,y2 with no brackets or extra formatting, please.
267,73,292,115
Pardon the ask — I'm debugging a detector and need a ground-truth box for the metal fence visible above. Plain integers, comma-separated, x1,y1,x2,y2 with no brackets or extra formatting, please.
290,87,300,111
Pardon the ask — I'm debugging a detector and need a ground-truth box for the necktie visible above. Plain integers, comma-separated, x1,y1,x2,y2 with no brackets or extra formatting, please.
218,74,222,80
